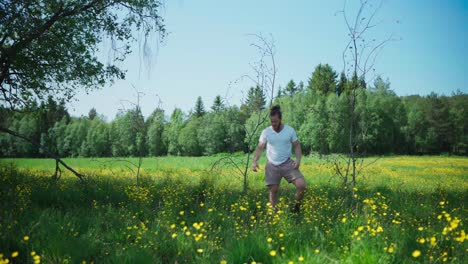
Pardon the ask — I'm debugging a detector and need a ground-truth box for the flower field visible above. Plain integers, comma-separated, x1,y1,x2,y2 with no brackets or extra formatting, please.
0,155,466,263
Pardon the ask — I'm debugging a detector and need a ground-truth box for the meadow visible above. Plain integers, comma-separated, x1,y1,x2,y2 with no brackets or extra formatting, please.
0,155,466,263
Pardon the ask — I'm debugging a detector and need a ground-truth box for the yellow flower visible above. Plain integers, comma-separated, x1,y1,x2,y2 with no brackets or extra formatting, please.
23,236,30,241
388,247,394,253
418,238,425,244
267,237,272,243
298,255,305,261
412,250,421,258
315,249,320,254
455,230,465,242
418,227,424,231
11,251,19,258
179,211,184,216
288,262,294,264
197,249,203,253
220,261,227,264
31,251,36,256
341,217,347,223
269,250,276,256
171,233,177,239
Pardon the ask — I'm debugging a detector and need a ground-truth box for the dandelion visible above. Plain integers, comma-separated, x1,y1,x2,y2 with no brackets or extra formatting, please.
267,237,272,243
179,211,184,216
23,236,29,241
269,250,276,256
170,224,176,229
288,261,294,264
220,261,227,264
388,247,394,253
31,251,36,256
455,230,465,242
299,255,305,261
11,252,18,258
315,249,320,254
417,227,423,231
171,233,177,239
418,238,425,244
412,250,421,258
196,249,203,253
341,217,347,223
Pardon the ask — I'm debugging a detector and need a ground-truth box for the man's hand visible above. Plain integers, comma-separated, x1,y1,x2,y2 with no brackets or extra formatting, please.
292,160,301,170
252,161,260,172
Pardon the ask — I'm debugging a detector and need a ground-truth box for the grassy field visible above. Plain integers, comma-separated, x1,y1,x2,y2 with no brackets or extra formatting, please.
0,155,466,263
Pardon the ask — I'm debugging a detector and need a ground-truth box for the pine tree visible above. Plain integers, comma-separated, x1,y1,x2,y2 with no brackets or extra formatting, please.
194,96,205,117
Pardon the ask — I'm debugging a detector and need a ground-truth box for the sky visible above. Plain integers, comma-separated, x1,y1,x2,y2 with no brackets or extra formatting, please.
69,0,468,120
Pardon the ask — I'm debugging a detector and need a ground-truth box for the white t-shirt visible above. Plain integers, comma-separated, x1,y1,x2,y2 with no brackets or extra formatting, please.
259,124,298,165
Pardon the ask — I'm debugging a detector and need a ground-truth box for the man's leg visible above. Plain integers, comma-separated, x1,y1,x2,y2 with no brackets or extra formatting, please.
268,184,279,207
292,178,306,212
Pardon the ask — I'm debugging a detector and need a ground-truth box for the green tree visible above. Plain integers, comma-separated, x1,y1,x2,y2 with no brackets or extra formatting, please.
147,109,166,156
424,93,452,153
178,117,203,156
164,108,185,155
80,118,110,157
88,108,97,120
285,79,297,96
447,91,468,154
109,108,146,157
336,72,348,96
194,96,205,117
307,64,337,94
242,86,266,113
223,106,246,153
211,95,225,112
0,0,165,109
299,97,329,155
198,112,227,155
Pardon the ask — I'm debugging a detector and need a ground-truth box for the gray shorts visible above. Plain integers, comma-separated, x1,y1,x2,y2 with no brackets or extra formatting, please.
265,159,304,186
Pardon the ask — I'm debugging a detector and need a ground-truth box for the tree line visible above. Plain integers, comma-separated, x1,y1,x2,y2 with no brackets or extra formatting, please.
1,64,466,158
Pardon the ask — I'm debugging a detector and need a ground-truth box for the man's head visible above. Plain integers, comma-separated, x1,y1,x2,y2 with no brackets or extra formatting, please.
270,105,282,131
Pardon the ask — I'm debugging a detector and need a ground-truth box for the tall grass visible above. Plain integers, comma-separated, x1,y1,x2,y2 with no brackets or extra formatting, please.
0,156,466,263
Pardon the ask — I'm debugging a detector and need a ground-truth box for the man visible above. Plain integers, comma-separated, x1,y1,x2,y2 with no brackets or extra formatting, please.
252,105,307,213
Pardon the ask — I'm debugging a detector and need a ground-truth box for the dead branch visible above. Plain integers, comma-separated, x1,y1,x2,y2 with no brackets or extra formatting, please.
0,126,85,182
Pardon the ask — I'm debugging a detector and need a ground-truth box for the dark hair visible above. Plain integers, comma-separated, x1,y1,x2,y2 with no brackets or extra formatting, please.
270,105,282,119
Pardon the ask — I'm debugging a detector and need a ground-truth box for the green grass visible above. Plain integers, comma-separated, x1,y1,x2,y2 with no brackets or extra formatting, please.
0,155,467,263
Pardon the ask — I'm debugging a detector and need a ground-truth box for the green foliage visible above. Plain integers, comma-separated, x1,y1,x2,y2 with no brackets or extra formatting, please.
0,156,466,263
242,86,266,114
194,96,206,118
284,79,297,96
0,0,165,108
307,64,338,94
198,112,227,155
211,95,225,112
178,117,203,156
0,66,466,158
110,108,146,157
147,109,166,156
165,108,185,156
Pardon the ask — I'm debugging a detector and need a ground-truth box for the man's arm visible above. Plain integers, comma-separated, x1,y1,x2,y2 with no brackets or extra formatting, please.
292,140,302,169
252,142,266,172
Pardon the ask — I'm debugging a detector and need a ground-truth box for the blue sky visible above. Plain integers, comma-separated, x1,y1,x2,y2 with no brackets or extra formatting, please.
70,0,468,120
